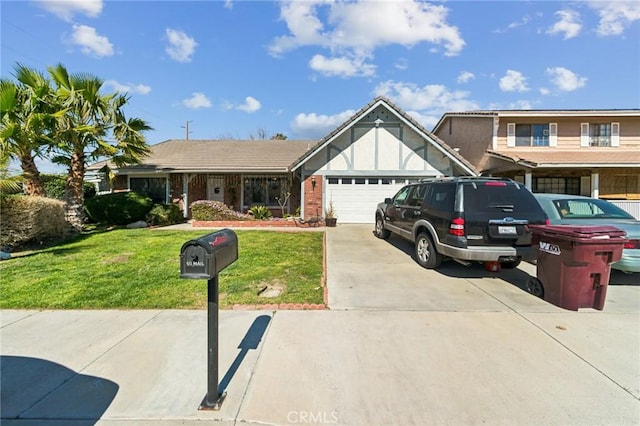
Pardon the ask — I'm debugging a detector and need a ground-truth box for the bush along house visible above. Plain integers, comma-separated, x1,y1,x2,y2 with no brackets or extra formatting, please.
85,97,479,223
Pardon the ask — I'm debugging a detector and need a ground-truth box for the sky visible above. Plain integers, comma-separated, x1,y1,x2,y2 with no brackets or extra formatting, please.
2,0,639,173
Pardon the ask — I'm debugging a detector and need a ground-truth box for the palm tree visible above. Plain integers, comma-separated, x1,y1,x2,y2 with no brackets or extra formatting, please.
0,64,58,196
47,64,152,230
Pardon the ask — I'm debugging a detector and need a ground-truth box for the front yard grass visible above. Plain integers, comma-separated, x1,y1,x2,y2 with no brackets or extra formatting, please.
0,229,324,309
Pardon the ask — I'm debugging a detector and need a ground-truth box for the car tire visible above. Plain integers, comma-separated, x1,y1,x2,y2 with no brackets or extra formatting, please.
374,216,390,239
415,232,442,269
526,277,544,297
500,259,521,269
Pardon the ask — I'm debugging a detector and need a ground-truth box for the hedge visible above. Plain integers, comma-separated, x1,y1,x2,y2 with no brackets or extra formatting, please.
83,191,153,225
191,200,252,221
0,195,68,248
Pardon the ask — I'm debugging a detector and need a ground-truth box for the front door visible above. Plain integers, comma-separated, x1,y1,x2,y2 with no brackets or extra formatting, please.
207,176,225,203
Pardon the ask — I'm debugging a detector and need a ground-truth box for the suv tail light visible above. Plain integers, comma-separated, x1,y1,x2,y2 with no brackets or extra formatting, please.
624,239,639,249
449,217,465,236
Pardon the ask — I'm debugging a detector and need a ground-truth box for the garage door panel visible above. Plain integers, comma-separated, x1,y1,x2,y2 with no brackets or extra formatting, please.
326,178,407,223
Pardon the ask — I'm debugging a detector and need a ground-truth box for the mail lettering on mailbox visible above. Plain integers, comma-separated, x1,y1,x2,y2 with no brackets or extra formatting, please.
180,229,238,279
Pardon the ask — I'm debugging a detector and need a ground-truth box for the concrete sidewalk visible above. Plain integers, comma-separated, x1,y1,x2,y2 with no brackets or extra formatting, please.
1,225,639,425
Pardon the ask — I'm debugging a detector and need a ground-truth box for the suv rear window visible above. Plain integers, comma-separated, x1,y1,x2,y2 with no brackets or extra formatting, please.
464,182,539,214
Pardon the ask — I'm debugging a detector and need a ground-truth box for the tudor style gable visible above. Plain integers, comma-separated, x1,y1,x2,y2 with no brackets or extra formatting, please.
293,97,477,223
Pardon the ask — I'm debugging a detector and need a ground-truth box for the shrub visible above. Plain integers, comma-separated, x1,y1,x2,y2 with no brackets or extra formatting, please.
0,195,68,247
191,200,252,221
147,203,185,226
84,191,153,225
42,174,96,200
249,205,272,220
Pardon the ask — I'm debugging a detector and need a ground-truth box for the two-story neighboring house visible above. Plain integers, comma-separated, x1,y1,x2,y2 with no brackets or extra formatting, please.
432,110,640,217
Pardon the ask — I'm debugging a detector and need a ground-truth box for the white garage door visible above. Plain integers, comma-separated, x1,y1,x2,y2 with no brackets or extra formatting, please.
325,177,410,223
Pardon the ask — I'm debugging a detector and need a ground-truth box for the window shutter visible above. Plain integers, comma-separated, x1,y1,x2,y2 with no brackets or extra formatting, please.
507,123,515,147
549,123,557,147
580,123,589,147
611,122,620,147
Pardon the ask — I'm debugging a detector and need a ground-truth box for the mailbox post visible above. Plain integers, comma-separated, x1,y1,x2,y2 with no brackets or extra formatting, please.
180,229,238,410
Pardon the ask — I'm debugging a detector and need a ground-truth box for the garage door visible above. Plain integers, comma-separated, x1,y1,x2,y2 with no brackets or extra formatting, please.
325,177,410,223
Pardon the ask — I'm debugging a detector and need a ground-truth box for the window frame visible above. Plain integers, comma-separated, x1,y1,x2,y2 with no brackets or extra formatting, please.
129,176,168,203
243,176,290,208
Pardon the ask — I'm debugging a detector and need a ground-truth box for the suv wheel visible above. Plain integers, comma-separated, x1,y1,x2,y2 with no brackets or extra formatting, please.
374,216,390,239
415,233,442,269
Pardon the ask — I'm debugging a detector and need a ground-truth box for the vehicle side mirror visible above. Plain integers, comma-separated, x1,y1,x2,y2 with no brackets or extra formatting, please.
384,197,392,204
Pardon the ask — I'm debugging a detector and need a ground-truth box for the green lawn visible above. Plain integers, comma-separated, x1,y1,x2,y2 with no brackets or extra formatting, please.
0,229,324,309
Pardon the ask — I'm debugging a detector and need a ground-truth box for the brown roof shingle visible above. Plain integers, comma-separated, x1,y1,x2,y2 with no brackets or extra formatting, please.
91,139,316,173
487,149,640,168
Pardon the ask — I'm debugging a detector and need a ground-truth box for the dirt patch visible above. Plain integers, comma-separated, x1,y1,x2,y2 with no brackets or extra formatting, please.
257,280,286,297
102,254,132,264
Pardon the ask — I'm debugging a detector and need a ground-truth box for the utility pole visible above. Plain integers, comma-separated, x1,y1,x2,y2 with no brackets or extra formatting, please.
182,120,193,140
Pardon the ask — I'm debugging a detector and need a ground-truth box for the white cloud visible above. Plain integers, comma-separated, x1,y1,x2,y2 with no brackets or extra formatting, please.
457,71,475,84
374,80,479,115
492,15,531,34
70,24,113,57
35,0,103,22
165,29,197,63
270,0,464,78
499,70,529,92
394,58,408,70
588,1,640,36
546,67,587,91
182,92,211,109
539,87,551,96
508,16,530,30
547,9,582,39
509,100,533,110
236,96,261,113
404,110,441,129
291,109,356,138
309,54,376,77
104,80,151,95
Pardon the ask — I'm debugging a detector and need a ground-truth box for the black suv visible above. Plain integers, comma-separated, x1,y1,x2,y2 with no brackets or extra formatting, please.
374,177,547,269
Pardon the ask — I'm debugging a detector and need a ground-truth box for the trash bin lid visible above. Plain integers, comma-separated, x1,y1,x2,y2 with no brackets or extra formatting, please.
529,224,627,241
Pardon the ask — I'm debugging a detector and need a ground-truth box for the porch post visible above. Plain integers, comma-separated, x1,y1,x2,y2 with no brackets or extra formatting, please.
300,171,306,218
592,172,600,199
524,172,532,191
182,173,189,217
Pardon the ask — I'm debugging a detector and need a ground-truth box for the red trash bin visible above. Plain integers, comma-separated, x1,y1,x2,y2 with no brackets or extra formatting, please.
527,225,626,311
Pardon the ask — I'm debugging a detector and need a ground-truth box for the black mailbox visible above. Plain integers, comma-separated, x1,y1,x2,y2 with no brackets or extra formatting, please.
180,229,238,279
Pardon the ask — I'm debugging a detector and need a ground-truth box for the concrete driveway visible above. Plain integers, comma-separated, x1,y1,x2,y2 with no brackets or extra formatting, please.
327,224,639,313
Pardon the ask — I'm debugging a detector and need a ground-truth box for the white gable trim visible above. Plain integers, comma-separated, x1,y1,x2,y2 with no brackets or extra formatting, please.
292,98,476,176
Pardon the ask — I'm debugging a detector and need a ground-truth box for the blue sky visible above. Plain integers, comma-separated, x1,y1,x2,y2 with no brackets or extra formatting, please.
2,0,639,173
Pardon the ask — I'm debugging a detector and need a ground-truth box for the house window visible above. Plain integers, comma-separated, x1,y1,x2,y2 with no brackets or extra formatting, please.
533,177,580,195
515,124,549,147
130,177,167,203
589,123,611,147
581,122,619,147
243,176,288,207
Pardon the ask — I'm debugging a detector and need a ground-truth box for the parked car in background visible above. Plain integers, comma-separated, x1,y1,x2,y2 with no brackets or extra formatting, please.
534,193,640,273
375,177,548,269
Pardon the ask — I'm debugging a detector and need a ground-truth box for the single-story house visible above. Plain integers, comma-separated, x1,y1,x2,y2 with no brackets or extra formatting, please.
87,97,477,223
